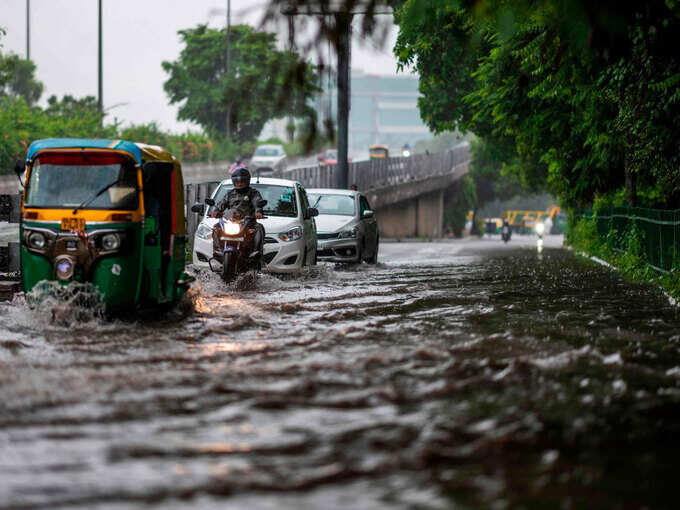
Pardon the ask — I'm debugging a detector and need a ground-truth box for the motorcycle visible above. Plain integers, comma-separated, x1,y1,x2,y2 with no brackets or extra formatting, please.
501,224,512,243
205,198,267,283
535,221,545,249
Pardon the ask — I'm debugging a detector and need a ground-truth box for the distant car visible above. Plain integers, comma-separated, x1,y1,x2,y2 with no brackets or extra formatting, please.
317,149,337,165
307,188,379,264
317,149,351,166
250,144,287,175
192,177,318,273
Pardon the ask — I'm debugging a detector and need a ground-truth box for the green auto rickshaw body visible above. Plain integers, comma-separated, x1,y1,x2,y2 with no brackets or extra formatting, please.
20,138,191,312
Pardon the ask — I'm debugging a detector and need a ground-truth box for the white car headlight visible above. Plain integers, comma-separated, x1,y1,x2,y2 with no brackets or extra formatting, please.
196,223,213,240
224,221,242,235
535,222,545,235
279,226,303,242
338,227,358,239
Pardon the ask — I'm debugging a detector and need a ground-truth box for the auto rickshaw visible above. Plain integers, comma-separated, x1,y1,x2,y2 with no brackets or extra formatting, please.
369,145,389,159
15,138,193,312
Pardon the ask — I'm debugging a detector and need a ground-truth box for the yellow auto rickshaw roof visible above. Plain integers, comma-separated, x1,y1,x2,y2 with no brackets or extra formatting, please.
369,145,389,150
136,143,177,164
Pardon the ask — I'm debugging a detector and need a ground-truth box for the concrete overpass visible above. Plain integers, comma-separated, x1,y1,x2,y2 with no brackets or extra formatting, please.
272,143,471,238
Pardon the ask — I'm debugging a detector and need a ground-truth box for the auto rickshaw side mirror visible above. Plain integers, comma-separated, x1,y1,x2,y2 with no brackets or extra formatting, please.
14,159,26,187
205,198,215,206
191,203,204,214
256,199,268,208
307,207,319,218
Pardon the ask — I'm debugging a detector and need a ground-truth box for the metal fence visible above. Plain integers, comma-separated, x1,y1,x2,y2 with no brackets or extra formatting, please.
574,207,680,273
273,143,470,191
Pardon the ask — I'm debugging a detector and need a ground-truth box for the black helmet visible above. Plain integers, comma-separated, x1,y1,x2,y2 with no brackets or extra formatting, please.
231,166,251,189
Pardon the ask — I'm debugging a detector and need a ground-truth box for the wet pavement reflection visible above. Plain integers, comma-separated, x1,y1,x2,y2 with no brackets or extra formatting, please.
2,236,680,509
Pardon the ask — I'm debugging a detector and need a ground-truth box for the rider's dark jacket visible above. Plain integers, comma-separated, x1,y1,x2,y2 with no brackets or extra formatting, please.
216,187,264,218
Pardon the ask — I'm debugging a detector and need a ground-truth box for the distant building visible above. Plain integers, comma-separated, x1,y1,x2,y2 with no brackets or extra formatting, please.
318,69,431,158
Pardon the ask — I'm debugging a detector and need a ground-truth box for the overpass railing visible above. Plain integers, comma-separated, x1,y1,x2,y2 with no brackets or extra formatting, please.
273,142,470,191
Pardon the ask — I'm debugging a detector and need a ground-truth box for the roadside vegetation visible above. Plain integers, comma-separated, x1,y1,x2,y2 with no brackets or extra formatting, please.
0,23,321,173
386,0,680,283
567,213,680,300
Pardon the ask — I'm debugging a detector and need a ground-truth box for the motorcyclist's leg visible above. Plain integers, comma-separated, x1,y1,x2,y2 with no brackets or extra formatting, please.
212,224,221,256
254,224,264,254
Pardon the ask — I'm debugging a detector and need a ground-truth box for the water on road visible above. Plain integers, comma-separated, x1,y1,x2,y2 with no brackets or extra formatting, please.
2,236,680,509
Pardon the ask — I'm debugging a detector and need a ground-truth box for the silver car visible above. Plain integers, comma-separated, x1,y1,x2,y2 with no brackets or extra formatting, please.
307,189,379,264
250,144,287,175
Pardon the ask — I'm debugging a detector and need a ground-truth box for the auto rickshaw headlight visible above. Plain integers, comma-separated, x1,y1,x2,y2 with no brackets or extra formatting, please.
28,231,46,249
55,256,74,280
101,233,121,251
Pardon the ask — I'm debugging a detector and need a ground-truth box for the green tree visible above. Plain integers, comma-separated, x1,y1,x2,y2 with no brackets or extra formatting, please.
162,24,319,143
44,95,117,138
0,53,43,105
393,0,680,209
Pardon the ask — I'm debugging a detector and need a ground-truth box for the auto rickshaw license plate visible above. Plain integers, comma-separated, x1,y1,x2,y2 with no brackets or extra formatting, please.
61,217,86,231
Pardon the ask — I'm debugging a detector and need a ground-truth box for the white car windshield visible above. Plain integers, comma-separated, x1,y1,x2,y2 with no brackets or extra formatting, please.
254,147,282,157
209,183,298,218
308,194,355,216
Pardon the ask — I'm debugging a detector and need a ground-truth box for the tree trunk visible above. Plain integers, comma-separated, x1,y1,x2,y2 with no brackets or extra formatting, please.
470,207,480,236
624,158,636,207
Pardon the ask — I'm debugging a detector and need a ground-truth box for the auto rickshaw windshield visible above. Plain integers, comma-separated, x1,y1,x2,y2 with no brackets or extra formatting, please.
24,153,139,210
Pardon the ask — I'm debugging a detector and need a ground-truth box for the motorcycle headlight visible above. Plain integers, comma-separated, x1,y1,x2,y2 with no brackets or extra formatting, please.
224,221,242,236
196,223,213,240
535,222,545,235
338,227,358,239
279,226,303,242
28,231,46,250
101,233,120,251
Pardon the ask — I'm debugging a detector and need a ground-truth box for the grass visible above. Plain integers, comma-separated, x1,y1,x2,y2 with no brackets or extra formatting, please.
567,216,680,302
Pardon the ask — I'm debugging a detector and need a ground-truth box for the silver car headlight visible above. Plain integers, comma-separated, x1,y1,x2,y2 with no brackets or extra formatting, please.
196,223,213,240
279,226,303,242
338,227,358,239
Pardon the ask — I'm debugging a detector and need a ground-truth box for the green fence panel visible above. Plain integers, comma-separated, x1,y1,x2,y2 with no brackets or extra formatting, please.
576,206,680,273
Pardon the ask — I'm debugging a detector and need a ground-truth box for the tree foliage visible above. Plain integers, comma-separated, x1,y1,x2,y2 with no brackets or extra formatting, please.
0,53,43,105
393,0,680,209
162,24,319,143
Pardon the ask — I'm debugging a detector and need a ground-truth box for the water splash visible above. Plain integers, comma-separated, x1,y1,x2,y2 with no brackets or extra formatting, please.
24,280,105,326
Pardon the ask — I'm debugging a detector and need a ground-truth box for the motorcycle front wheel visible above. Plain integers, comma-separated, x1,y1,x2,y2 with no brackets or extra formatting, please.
222,252,237,283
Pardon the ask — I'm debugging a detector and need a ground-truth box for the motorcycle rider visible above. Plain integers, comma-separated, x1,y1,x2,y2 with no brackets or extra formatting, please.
212,166,265,258
501,218,512,242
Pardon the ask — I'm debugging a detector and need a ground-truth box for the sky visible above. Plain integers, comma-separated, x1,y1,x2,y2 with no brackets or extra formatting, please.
0,0,403,133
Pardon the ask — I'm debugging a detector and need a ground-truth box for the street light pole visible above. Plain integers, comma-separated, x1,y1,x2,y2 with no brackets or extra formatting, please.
225,0,231,137
26,0,30,60
335,13,351,190
98,0,103,120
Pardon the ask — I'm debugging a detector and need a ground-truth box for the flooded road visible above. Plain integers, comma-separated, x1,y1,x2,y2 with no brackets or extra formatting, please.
2,236,680,509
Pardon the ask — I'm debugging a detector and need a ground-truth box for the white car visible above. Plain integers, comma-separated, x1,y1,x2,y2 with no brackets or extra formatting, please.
250,144,287,175
191,177,318,273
